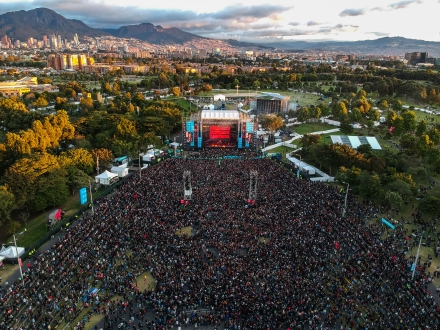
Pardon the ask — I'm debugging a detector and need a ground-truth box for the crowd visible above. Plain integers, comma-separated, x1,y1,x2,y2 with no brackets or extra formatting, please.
1,149,439,330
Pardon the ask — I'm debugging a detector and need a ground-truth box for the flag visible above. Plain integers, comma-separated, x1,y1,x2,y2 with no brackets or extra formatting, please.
18,258,22,267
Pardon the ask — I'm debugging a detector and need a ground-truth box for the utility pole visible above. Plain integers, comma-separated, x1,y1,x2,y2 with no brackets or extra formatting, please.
342,182,349,217
89,179,94,214
412,234,423,280
96,156,99,176
13,232,24,286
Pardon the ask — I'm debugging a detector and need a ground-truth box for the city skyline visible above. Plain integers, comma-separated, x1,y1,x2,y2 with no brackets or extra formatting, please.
2,0,440,43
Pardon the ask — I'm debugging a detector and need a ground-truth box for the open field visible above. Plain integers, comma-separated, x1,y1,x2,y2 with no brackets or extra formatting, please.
0,263,19,283
290,122,336,135
175,226,193,237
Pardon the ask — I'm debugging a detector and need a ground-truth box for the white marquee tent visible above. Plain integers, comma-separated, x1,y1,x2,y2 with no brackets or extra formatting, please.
213,94,225,101
0,245,25,261
95,170,119,185
110,166,129,178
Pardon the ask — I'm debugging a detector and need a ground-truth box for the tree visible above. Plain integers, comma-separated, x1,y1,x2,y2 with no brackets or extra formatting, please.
415,119,427,137
401,111,417,132
385,191,403,211
301,134,321,149
172,86,180,97
418,196,440,216
350,108,362,122
297,107,310,123
33,169,69,211
357,172,383,204
66,165,90,195
4,152,60,209
370,109,380,122
0,185,15,227
58,148,95,174
339,116,354,134
259,114,284,136
332,102,348,119
377,99,389,111
386,179,412,198
32,96,48,110
91,148,114,171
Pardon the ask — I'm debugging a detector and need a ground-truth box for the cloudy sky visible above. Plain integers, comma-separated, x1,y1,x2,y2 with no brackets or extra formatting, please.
2,0,440,42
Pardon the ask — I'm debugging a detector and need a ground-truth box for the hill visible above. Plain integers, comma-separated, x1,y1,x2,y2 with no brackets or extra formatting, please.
264,37,440,56
101,23,206,44
0,8,109,40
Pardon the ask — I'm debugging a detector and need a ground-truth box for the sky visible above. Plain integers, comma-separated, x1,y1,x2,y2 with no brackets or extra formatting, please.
1,0,440,43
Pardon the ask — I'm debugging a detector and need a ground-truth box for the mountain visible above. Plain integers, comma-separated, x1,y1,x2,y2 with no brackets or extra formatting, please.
0,8,109,40
264,37,440,56
101,23,206,44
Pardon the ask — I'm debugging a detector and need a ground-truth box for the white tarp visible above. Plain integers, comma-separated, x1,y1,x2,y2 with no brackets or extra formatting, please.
213,94,226,101
95,170,119,185
110,166,129,178
0,246,25,260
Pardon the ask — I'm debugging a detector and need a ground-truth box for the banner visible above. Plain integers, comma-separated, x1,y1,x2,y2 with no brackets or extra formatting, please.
381,218,395,230
79,187,88,205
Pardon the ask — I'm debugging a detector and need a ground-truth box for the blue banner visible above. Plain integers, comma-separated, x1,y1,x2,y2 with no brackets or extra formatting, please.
79,187,88,205
381,218,395,230
246,122,254,133
186,121,194,132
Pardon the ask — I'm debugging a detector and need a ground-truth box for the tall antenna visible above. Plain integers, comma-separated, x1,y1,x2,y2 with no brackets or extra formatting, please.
183,170,192,201
249,170,258,202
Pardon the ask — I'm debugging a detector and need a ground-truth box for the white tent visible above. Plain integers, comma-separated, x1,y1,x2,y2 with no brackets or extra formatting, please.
213,94,225,101
203,104,215,110
95,170,119,185
110,166,129,178
0,246,25,261
237,102,243,108
169,142,180,149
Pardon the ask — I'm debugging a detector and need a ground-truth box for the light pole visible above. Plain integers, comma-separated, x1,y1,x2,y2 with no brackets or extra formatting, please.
412,234,423,280
10,231,24,286
88,179,94,214
342,182,349,217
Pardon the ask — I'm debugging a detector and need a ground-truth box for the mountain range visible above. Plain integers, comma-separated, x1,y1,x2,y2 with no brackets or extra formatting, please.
0,8,439,56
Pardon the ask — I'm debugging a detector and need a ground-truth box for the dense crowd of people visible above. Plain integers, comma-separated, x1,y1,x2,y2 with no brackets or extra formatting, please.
1,149,439,330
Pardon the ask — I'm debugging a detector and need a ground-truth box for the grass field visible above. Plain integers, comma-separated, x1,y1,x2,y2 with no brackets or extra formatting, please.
291,122,336,135
2,186,106,248
135,271,156,292
0,263,19,283
175,226,193,237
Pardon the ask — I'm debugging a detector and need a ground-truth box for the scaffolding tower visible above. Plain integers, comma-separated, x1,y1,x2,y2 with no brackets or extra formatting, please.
249,170,258,201
183,170,192,200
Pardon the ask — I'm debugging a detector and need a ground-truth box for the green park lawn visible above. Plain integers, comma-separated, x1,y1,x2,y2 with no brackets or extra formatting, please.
291,122,336,135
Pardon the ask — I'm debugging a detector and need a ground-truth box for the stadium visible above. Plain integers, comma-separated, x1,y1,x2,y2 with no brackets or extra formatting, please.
0,149,438,330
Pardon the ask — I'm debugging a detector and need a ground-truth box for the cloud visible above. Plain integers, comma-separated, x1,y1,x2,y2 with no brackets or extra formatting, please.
307,21,325,26
389,0,422,9
368,31,390,36
211,4,293,20
372,0,423,12
288,22,301,26
339,8,366,17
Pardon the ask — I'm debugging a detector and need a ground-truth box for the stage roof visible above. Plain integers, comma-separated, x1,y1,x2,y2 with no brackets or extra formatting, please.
201,110,240,120
331,135,382,150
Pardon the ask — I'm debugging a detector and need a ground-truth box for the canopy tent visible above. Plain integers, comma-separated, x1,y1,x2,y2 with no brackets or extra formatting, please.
169,142,180,149
95,170,119,185
213,94,225,101
110,166,129,178
47,208,63,225
0,245,25,261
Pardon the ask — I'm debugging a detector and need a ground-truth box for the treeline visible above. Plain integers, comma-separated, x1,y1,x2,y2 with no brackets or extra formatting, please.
0,93,183,233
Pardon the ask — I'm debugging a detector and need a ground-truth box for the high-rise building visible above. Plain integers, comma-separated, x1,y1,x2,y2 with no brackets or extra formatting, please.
73,33,79,46
57,34,62,49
